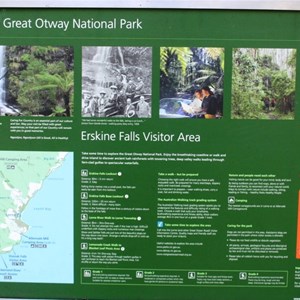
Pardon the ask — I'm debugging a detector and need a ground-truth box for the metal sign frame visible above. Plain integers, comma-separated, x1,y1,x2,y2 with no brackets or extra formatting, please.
0,2,298,300
0,0,300,10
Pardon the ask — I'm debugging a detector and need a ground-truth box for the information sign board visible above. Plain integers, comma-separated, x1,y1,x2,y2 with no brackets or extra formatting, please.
0,7,300,300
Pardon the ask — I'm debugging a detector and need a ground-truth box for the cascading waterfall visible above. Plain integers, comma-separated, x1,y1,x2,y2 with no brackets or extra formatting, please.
93,46,111,63
0,46,18,115
82,46,127,94
91,47,114,91
0,45,6,106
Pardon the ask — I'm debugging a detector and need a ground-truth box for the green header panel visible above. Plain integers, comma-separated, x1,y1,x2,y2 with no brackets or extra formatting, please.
0,8,300,300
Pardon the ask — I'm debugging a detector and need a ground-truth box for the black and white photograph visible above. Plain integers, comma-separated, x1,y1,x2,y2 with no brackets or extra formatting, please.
82,46,152,118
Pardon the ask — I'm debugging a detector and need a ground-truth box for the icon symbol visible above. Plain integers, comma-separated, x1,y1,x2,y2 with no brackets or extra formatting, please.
81,192,88,199
81,243,88,250
239,272,247,280
81,214,88,221
136,271,143,278
188,272,196,279
157,220,164,228
228,196,235,204
83,270,91,277
81,169,88,176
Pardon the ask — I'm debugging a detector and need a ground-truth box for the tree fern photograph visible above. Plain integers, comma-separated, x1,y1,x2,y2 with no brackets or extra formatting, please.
0,46,74,117
231,48,296,120
160,47,224,119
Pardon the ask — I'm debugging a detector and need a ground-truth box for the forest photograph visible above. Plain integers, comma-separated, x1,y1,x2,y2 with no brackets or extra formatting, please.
0,46,74,117
160,47,224,118
231,48,296,120
82,47,152,118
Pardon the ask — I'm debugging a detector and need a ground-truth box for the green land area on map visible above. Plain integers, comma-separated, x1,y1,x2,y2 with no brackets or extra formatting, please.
0,151,67,254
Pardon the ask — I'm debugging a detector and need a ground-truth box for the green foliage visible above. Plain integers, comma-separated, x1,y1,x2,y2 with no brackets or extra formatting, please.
288,49,296,68
232,50,263,119
6,46,74,116
257,55,279,70
47,62,67,75
206,48,225,71
31,46,59,58
50,105,67,117
272,71,295,99
34,71,74,116
160,47,192,77
20,53,32,63
232,48,296,120
160,47,224,99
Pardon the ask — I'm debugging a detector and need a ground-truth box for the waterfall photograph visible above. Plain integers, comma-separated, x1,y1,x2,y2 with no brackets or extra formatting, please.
0,46,74,117
82,46,152,118
159,47,224,119
231,48,296,120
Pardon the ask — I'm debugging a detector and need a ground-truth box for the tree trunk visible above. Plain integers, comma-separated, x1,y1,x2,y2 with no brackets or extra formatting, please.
64,93,70,116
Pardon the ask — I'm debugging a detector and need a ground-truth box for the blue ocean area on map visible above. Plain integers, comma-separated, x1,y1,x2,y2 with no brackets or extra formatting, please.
0,153,74,283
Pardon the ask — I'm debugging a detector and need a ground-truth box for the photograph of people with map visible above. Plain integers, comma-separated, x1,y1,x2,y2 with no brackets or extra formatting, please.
159,47,224,119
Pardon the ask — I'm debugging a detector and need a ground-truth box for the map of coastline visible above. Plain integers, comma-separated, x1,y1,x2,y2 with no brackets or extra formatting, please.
0,151,73,283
